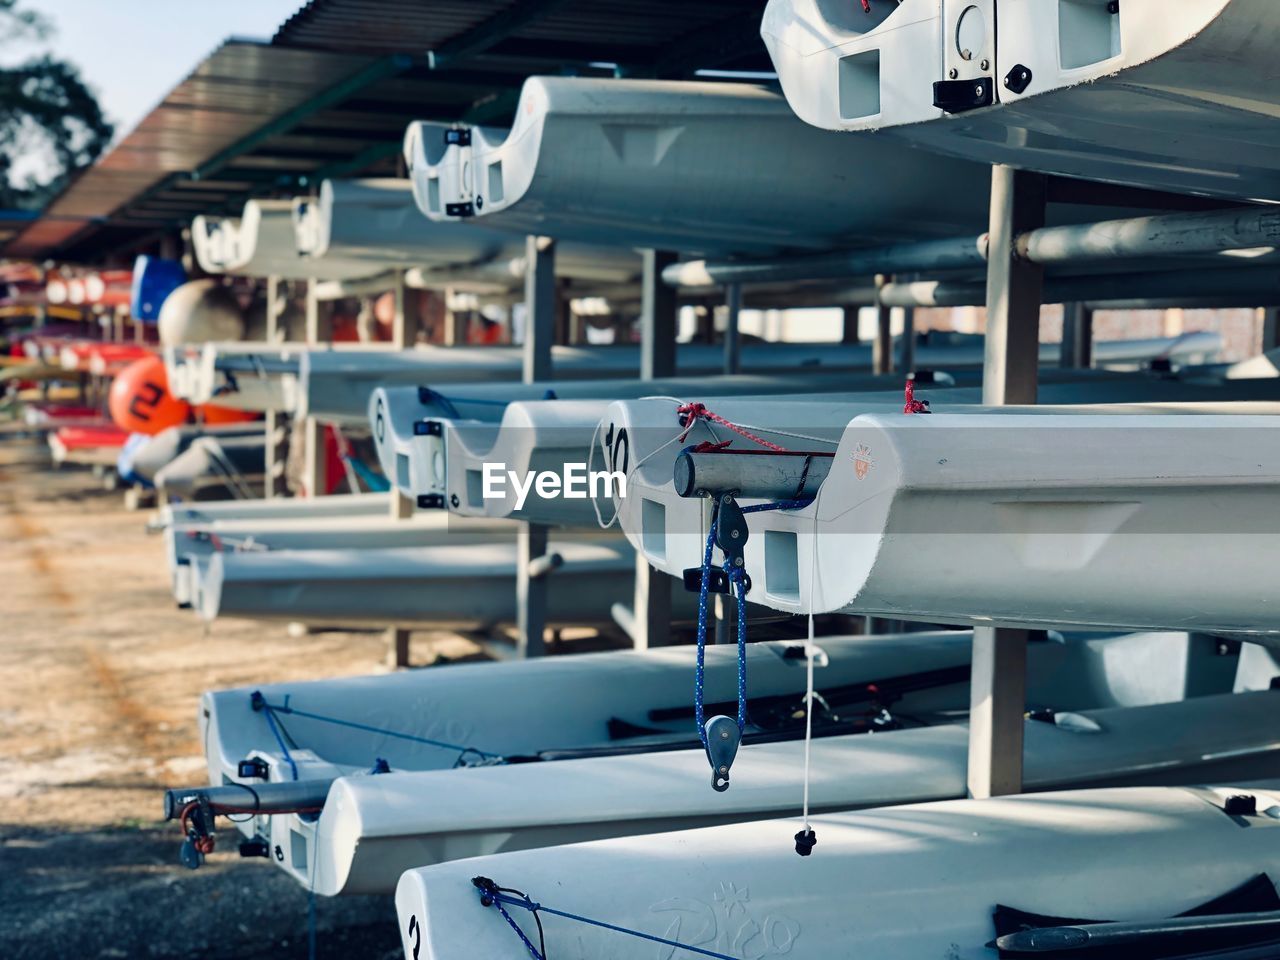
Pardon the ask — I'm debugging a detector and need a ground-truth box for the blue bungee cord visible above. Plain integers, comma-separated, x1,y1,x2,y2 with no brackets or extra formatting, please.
250,691,505,771
472,877,743,960
692,497,812,792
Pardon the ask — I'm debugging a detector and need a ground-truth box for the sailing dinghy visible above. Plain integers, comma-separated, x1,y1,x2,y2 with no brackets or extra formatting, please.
163,514,513,608
194,535,670,627
165,630,1268,895
404,77,995,256
763,0,1280,202
150,491,391,533
396,782,1280,960
192,200,376,280
606,391,1280,635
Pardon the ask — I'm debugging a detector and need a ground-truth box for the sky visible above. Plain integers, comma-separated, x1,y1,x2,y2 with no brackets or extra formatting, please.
6,0,309,144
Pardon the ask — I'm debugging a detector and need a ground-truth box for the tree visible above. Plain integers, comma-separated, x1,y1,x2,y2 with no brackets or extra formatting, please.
0,0,113,210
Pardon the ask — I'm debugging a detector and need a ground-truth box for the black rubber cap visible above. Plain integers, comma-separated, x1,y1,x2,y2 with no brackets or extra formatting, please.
1225,794,1258,816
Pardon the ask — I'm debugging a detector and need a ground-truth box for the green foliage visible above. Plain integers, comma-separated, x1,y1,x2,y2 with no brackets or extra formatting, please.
0,0,113,210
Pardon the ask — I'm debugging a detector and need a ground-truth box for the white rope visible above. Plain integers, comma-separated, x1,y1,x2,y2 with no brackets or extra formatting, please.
587,395,724,530
801,474,827,837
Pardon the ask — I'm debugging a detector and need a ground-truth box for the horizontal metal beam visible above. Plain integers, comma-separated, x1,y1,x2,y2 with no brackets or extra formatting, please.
671,206,1280,289
664,238,988,287
1019,207,1280,264
309,140,402,182
648,8,772,78
191,54,415,182
878,265,1280,308
427,0,571,71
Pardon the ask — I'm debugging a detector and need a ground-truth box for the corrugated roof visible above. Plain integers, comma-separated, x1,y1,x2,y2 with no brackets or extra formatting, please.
6,41,374,260
9,0,771,263
274,0,771,74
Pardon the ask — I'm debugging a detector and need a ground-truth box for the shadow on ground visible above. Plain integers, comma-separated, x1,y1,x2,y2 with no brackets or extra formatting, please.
0,823,402,960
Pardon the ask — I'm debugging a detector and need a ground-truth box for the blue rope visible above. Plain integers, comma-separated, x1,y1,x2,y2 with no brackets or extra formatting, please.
693,510,718,752
476,882,741,960
252,693,506,767
692,498,814,749
253,692,299,781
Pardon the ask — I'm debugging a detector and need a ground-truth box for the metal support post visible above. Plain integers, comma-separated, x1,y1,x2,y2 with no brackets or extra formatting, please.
968,165,1045,798
967,627,1029,799
1060,302,1094,369
632,249,680,649
640,250,679,380
523,236,556,382
897,307,916,374
722,283,742,375
873,276,893,374
303,279,327,497
841,305,860,344
390,269,419,349
983,165,1047,405
630,557,673,651
385,487,415,668
514,239,558,657
264,276,285,498
1262,307,1280,353
516,523,550,658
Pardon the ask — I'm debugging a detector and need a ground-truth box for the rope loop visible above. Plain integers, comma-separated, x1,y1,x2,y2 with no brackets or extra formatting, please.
676,401,788,451
903,379,931,415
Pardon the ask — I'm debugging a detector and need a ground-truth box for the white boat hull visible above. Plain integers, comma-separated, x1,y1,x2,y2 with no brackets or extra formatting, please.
606,391,1280,633
406,77,995,256
397,782,1280,960
164,514,513,607
209,630,1258,894
196,537,662,627
764,0,1280,201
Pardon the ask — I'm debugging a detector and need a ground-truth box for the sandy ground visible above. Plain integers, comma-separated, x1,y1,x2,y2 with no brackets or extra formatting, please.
0,434,446,959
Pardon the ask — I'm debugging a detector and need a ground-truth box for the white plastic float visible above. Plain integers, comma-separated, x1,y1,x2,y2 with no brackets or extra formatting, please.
195,536,675,627
404,77,997,255
178,629,1253,895
191,688,1280,896
764,0,1280,202
397,782,1280,960
163,513,513,608
607,394,1280,634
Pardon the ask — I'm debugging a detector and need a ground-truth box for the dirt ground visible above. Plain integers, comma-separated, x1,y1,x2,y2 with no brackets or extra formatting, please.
0,433,461,959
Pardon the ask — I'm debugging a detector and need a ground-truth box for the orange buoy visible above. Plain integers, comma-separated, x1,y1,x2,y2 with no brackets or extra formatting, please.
108,355,191,435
